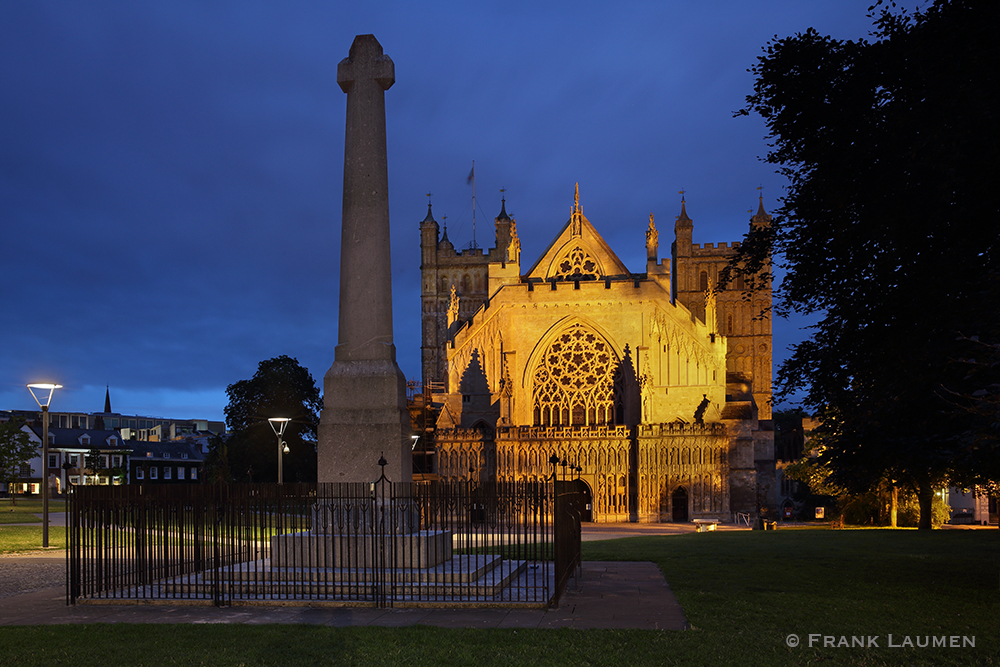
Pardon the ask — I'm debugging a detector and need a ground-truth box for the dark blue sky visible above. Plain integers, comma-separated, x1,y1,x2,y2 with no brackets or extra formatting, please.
2,1,876,420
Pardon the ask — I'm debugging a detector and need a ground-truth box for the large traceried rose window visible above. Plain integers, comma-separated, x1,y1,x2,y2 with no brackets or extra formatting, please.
533,323,619,426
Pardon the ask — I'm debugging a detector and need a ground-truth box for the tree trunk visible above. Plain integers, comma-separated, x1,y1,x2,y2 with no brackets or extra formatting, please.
890,484,898,528
917,478,934,530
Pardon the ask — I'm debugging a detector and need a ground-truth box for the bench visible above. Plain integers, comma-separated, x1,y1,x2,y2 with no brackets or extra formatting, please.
693,519,718,532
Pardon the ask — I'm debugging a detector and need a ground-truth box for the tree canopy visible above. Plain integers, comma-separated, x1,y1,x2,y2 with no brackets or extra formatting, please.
218,355,322,483
0,419,35,503
731,0,999,528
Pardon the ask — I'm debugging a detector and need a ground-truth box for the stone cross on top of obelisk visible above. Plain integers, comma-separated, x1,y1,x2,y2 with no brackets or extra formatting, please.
335,34,396,363
318,35,411,485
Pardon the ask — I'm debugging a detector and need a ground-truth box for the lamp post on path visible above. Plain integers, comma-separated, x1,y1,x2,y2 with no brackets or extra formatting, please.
27,383,61,548
268,418,291,485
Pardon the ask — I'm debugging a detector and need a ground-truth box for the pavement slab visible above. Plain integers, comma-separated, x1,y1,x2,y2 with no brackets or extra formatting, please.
1,523,701,629
0,561,686,630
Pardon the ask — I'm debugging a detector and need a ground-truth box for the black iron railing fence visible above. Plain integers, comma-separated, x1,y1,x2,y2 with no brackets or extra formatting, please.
67,478,581,608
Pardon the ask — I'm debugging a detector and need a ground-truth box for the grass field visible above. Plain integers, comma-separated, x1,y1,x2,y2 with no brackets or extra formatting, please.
0,528,997,666
0,526,67,552
0,498,67,552
0,498,66,525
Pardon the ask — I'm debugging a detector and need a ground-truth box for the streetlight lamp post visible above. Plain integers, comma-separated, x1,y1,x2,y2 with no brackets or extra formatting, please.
27,383,61,549
267,418,291,485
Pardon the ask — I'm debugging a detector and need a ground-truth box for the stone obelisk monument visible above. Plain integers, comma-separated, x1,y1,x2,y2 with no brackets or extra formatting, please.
318,34,410,484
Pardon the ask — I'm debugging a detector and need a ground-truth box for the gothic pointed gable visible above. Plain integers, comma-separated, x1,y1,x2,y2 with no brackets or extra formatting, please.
524,184,632,281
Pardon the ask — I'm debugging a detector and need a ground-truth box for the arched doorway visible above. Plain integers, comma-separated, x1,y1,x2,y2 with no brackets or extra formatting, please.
575,479,594,522
671,486,688,523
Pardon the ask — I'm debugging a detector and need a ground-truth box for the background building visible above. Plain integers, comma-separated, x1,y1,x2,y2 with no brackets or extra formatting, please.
17,426,131,494
129,438,206,483
2,388,221,493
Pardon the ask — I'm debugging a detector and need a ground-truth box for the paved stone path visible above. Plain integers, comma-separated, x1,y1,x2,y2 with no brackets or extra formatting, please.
0,560,687,630
0,521,704,629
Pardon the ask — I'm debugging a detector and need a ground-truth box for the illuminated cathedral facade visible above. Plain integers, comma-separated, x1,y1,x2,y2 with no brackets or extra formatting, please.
419,186,775,522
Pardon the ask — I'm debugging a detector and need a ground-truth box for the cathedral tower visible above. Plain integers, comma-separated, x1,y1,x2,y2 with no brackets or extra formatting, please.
419,199,520,390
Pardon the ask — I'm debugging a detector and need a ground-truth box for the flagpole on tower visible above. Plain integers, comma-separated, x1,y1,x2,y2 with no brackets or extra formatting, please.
471,160,477,249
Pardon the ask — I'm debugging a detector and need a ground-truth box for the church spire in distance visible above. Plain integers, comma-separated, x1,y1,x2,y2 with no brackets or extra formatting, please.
676,189,692,224
751,187,771,228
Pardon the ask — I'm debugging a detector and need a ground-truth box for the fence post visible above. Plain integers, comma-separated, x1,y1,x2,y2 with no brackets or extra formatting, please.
552,478,583,607
66,487,78,604
372,455,388,607
212,487,221,607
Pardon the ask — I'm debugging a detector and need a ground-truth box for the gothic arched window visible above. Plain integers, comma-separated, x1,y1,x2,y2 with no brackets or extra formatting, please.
532,322,618,427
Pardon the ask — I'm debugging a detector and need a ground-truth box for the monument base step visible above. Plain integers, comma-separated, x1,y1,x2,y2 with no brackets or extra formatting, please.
208,554,504,584
197,558,526,597
74,559,552,606
270,529,452,569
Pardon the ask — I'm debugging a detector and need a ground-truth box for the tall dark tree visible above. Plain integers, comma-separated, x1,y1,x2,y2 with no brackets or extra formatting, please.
223,356,322,483
201,433,231,484
729,0,1000,528
942,273,1000,499
0,419,34,506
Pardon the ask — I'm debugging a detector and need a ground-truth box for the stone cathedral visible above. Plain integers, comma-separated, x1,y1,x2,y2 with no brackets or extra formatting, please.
419,185,775,522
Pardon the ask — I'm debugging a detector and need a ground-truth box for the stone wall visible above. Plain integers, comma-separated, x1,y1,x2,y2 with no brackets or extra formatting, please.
435,422,730,523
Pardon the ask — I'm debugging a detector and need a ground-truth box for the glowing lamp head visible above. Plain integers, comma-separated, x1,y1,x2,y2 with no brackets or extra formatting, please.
27,383,62,409
268,417,291,437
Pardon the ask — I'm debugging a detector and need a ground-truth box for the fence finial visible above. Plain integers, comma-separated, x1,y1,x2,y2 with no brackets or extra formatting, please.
377,453,388,481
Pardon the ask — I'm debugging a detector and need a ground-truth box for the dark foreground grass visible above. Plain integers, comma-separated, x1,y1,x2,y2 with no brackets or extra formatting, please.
1,529,997,666
585,528,1000,666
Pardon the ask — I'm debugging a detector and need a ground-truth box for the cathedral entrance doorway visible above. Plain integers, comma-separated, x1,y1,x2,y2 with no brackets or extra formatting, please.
671,487,689,523
574,479,593,522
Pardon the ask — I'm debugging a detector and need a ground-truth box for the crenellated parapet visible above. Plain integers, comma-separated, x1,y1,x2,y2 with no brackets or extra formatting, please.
691,241,741,254
498,424,632,440
637,422,726,437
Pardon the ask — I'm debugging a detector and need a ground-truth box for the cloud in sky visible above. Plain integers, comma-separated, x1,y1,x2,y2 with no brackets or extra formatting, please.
1,1,876,419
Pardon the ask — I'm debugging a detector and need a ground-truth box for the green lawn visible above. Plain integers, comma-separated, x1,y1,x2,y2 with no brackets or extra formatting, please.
0,498,66,524
0,525,66,552
0,528,997,666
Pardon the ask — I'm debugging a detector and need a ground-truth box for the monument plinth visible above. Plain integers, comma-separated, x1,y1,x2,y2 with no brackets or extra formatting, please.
318,34,411,484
